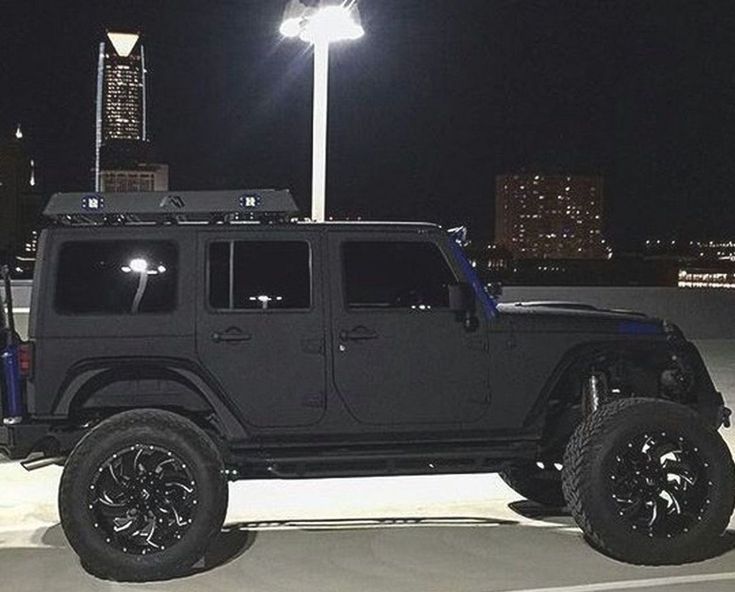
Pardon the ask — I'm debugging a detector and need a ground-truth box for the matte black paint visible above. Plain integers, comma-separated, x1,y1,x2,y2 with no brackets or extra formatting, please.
1,222,725,471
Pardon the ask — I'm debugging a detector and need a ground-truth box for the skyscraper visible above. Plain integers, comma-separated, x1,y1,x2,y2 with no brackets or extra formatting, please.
95,31,168,192
495,173,609,259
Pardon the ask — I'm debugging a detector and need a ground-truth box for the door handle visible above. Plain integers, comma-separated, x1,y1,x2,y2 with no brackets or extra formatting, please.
212,327,252,343
339,326,379,342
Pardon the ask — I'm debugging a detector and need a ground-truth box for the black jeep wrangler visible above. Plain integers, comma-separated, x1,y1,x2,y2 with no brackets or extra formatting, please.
1,189,733,581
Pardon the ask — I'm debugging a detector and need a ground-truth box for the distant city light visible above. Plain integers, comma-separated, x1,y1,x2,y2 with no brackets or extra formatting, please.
679,269,735,289
249,294,284,309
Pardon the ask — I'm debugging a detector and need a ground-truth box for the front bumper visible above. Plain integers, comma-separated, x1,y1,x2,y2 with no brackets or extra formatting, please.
719,405,732,428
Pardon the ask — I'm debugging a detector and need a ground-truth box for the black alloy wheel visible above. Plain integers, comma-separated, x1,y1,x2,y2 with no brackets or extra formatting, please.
60,409,228,581
609,431,709,538
89,444,198,555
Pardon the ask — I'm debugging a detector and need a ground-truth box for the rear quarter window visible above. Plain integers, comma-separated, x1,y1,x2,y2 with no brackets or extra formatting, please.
54,240,178,315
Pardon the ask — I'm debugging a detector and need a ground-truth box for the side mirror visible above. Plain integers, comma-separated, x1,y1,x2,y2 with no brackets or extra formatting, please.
448,283,479,331
448,283,475,313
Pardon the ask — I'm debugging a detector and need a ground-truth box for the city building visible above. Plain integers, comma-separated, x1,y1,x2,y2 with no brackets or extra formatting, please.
95,31,168,191
0,125,43,270
99,163,169,192
495,173,609,259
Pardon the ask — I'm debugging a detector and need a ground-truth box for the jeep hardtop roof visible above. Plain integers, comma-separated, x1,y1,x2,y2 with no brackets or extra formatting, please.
43,189,440,232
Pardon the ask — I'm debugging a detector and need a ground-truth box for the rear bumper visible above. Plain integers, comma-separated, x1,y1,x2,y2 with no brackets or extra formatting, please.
0,423,53,460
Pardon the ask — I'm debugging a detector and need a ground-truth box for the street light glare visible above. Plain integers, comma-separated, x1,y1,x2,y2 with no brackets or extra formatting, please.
279,18,302,38
300,6,364,43
280,3,364,44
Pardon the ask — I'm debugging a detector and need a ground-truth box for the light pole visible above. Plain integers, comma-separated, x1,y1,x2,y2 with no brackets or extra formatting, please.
280,1,364,222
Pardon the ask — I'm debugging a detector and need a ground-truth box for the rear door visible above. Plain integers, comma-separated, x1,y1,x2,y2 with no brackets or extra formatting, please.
196,229,326,428
328,232,491,426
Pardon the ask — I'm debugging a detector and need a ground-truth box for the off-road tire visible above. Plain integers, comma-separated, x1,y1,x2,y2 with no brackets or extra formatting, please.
562,398,735,565
500,462,566,507
59,409,228,581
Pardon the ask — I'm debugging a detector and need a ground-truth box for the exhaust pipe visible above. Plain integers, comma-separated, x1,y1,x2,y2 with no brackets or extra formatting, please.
21,456,66,471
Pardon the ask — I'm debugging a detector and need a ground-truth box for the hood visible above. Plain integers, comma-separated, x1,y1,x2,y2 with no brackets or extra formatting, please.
496,300,666,335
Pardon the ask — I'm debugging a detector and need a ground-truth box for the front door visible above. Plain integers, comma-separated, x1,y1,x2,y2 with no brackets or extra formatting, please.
329,233,491,426
196,230,326,428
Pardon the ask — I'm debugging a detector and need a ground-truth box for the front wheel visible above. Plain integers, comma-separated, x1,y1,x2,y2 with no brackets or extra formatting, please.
59,409,228,581
562,398,735,565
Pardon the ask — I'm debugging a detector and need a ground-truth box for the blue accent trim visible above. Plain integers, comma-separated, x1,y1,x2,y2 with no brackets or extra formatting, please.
448,239,498,318
618,321,663,335
2,345,23,418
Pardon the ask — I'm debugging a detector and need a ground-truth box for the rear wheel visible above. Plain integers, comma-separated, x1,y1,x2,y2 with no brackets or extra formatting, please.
59,409,228,581
562,398,735,565
500,461,566,507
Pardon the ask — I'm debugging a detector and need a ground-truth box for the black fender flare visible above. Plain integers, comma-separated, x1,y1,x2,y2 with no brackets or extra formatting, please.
51,356,249,441
523,337,721,431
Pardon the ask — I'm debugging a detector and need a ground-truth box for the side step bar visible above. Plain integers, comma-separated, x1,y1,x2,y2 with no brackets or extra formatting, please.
229,440,537,479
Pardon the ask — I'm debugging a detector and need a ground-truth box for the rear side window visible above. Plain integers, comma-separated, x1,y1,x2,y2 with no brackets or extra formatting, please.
55,241,178,315
208,241,311,310
343,241,456,309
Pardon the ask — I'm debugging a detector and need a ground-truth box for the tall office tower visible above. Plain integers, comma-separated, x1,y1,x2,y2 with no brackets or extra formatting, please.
495,173,609,259
95,31,168,191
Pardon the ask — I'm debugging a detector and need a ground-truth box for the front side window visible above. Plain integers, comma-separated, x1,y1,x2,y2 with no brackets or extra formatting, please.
209,241,311,310
55,240,178,315
343,241,456,309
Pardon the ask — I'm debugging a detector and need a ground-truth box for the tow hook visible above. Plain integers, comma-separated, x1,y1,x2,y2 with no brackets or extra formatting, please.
721,406,732,429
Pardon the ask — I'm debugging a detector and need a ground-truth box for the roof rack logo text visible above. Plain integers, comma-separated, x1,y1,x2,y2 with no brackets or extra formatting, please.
159,195,185,209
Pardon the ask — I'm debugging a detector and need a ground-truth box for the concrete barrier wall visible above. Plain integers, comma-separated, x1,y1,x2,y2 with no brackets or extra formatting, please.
502,287,735,340
6,282,735,340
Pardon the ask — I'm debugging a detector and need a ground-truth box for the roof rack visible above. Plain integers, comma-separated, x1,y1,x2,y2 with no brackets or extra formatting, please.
43,189,300,226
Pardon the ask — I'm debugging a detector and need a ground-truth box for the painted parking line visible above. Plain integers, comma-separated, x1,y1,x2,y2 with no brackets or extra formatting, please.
499,572,735,592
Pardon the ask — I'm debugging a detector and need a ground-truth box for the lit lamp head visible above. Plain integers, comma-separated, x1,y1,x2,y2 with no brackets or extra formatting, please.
121,258,149,274
280,0,364,44
129,258,149,274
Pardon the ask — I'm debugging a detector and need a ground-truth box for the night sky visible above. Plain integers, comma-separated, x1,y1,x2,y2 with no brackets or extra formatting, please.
2,0,734,248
